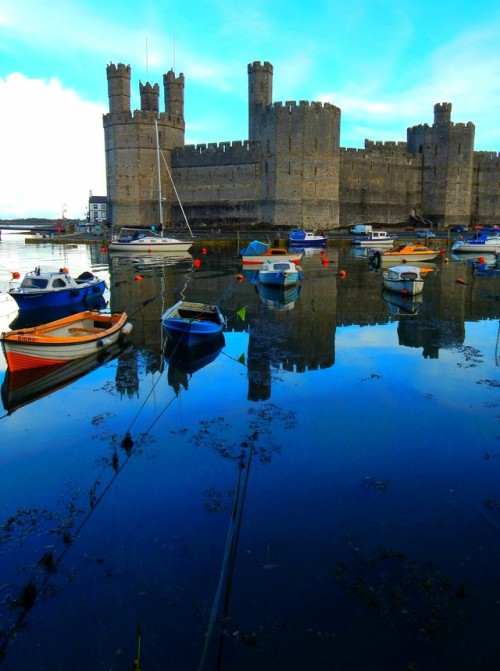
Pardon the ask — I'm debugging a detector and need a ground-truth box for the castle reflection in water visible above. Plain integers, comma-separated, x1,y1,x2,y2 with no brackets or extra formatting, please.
107,241,500,402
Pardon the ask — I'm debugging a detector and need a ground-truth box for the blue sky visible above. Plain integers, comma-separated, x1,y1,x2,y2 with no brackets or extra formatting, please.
1,0,499,220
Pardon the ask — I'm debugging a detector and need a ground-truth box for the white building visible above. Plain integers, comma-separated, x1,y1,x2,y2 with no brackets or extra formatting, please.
88,194,108,224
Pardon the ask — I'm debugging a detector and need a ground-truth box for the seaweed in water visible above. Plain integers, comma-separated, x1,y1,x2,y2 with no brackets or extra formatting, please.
332,540,467,642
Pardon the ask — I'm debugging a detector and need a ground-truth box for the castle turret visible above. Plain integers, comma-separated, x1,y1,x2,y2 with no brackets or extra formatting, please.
139,81,160,112
407,102,475,227
248,61,273,141
163,70,184,118
106,63,131,115
434,102,452,125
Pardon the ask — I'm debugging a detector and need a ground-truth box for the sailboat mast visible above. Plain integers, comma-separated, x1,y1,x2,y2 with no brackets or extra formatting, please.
154,119,163,231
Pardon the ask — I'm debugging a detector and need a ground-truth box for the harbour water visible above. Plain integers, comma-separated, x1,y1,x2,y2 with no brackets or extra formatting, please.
1,230,499,670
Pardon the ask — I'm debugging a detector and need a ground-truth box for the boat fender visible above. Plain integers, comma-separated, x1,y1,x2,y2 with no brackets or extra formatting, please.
97,338,113,347
122,323,134,335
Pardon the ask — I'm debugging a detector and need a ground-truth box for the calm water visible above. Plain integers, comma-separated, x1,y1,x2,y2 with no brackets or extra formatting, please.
0,230,499,670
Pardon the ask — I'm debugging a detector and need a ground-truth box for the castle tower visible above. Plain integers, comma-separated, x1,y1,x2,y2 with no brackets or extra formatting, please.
139,81,160,112
407,102,475,227
106,63,131,114
248,61,273,141
163,70,184,118
103,63,185,228
434,102,452,125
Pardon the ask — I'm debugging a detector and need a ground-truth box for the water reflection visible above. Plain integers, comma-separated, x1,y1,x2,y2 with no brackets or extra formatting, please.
1,234,500,669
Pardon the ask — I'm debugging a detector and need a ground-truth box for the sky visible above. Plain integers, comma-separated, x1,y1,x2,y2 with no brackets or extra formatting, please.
1,0,500,220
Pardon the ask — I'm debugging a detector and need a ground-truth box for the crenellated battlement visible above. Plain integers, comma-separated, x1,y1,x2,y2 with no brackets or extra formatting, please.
103,110,183,126
104,59,500,230
106,63,131,77
173,140,261,167
248,61,273,74
340,143,416,161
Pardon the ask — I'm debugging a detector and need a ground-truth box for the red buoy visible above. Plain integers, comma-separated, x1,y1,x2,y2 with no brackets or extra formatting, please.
134,274,143,282
338,269,346,278
201,247,207,255
235,274,243,282
12,271,20,279
194,259,201,268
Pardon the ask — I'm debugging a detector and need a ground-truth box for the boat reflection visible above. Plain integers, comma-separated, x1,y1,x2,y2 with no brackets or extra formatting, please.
256,283,302,311
108,250,193,267
1,340,130,415
163,332,225,392
382,289,423,316
8,295,108,330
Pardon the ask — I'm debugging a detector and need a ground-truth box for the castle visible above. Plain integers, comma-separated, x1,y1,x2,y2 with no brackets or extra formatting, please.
103,61,500,231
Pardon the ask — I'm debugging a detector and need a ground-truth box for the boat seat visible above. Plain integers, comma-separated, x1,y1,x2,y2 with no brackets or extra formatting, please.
76,271,95,281
68,327,104,333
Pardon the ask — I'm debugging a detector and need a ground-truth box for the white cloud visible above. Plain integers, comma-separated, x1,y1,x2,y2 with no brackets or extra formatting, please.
0,74,107,219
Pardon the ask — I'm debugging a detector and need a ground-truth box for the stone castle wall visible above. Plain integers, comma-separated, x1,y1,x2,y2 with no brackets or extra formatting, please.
103,62,500,230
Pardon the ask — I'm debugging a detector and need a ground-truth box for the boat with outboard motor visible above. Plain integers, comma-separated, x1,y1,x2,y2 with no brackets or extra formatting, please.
288,229,327,247
8,267,106,311
369,243,440,267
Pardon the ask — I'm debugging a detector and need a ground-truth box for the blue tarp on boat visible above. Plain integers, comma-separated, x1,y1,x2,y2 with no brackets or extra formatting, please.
239,240,270,256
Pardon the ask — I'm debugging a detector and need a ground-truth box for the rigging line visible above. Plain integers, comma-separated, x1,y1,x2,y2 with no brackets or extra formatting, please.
159,149,194,238
197,454,247,671
215,445,254,671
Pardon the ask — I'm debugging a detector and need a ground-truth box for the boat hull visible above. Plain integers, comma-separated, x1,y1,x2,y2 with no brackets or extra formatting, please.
451,241,500,254
9,280,106,311
258,270,300,286
109,239,193,253
382,278,424,295
1,311,132,371
161,301,225,347
241,253,302,265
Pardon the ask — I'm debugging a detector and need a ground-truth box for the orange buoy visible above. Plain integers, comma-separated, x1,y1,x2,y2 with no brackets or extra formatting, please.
456,278,466,285
320,249,326,255
478,256,485,265
12,271,20,279
100,246,106,253
62,267,69,274
321,257,329,266
338,269,346,278
134,274,143,282
235,274,243,282
440,248,446,255
201,247,207,255
194,259,201,268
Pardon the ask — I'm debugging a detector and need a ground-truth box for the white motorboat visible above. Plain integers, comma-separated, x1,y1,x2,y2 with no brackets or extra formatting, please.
258,260,302,287
351,230,397,247
451,232,500,254
382,265,425,296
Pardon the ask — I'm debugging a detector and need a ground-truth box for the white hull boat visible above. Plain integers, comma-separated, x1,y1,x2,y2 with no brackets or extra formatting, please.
382,265,425,296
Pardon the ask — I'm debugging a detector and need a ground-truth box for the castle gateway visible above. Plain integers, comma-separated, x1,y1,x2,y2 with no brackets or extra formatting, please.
103,62,500,231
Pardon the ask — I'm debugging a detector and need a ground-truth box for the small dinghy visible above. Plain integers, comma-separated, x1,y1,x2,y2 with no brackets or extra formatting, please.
161,301,225,347
1,310,133,371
